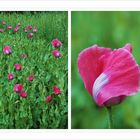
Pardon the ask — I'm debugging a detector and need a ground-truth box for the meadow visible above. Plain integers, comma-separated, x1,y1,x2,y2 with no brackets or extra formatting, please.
72,11,140,129
0,11,68,129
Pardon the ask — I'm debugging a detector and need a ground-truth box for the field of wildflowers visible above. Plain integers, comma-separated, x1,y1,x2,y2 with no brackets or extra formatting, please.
0,11,68,129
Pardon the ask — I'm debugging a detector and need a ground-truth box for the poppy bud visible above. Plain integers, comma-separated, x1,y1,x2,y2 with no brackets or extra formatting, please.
51,38,62,48
3,46,12,55
52,50,62,58
14,84,23,93
53,86,61,95
19,91,27,98
46,95,52,103
14,64,22,71
8,73,14,80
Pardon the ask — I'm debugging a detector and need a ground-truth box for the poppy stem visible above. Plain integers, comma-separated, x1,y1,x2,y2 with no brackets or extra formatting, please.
106,106,113,129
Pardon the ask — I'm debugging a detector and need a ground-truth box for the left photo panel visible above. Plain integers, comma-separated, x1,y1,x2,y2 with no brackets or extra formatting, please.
0,11,68,129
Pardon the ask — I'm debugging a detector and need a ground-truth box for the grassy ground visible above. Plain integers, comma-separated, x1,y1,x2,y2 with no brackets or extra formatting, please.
72,11,140,129
0,11,68,129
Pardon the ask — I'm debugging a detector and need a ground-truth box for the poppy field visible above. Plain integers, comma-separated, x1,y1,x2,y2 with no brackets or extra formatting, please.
0,11,68,129
72,11,140,129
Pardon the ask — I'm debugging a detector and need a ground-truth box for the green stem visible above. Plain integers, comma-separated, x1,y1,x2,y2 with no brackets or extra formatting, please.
106,106,113,129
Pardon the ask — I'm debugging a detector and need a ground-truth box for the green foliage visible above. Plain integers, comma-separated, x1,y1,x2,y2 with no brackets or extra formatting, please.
72,11,140,129
0,11,68,129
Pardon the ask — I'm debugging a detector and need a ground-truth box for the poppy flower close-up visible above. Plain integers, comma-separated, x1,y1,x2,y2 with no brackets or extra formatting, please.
77,43,140,107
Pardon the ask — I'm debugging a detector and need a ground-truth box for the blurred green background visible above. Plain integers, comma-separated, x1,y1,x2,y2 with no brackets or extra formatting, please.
71,11,140,129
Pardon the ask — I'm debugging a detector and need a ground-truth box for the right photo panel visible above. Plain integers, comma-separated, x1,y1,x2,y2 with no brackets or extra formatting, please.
71,11,140,129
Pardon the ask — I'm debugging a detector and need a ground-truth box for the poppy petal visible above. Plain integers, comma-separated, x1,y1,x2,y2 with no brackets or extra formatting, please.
77,45,112,96
95,48,140,106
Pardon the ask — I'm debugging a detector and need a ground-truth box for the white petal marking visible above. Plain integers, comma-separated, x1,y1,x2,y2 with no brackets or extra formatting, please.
6,50,9,54
92,73,109,101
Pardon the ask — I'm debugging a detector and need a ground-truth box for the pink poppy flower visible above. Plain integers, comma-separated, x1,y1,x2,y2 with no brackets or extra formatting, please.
27,25,32,30
46,95,53,103
14,64,22,71
17,22,21,26
14,84,23,93
20,53,27,59
77,43,140,107
27,75,34,81
33,27,37,33
2,21,6,25
53,86,61,95
28,33,33,39
13,27,19,32
19,91,27,98
7,26,12,30
8,73,14,80
3,46,12,55
51,38,62,48
24,28,28,33
0,28,4,32
52,50,62,58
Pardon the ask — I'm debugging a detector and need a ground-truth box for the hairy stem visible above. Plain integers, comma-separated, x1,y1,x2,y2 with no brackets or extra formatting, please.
106,106,113,129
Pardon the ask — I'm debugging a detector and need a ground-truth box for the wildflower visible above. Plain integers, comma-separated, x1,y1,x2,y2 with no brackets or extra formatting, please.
2,21,6,25
17,22,21,26
46,95,52,103
14,64,22,71
51,38,62,48
52,50,62,58
77,43,140,107
27,25,32,30
13,26,19,32
28,32,33,39
3,46,12,55
19,91,28,98
27,75,34,81
7,25,12,30
14,84,23,93
53,86,61,95
8,73,14,80
24,28,28,33
33,27,37,33
0,28,4,32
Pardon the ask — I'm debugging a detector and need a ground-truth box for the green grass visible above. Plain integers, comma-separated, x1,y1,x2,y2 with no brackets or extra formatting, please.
72,11,140,129
0,11,68,129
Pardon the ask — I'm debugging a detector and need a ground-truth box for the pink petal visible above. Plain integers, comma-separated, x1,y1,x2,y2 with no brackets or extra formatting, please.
123,43,132,53
95,48,140,106
77,45,112,96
